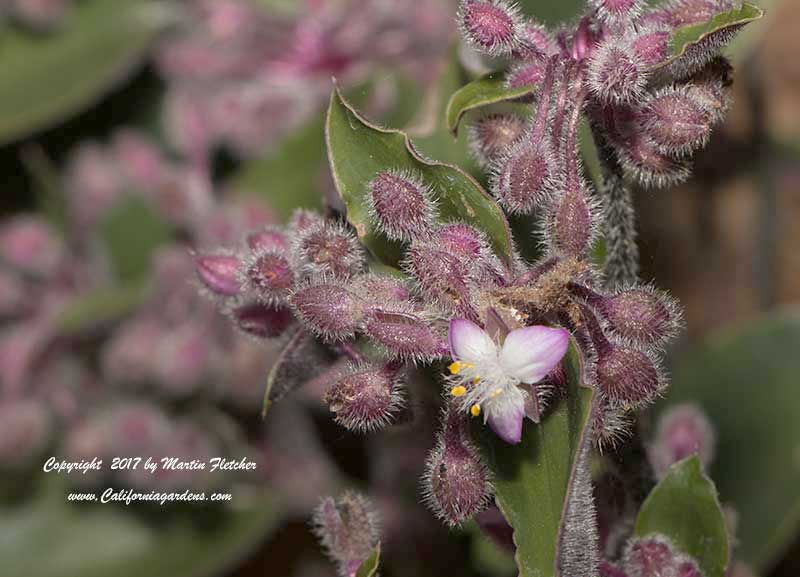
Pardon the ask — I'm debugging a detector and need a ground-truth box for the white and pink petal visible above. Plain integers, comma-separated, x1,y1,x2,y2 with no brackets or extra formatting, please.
499,325,569,384
448,318,497,364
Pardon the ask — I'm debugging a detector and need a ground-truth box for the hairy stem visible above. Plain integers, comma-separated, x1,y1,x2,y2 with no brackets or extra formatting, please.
593,129,640,288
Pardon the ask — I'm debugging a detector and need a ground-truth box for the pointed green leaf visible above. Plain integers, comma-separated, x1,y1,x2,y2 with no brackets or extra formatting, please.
474,345,594,577
0,0,164,145
665,310,800,570
355,543,381,577
446,72,538,135
653,2,764,71
98,196,173,284
326,86,513,267
635,456,729,577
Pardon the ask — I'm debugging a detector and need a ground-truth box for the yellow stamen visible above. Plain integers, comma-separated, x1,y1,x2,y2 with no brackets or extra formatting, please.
450,385,467,397
448,361,473,375
472,376,481,384
470,404,481,417
489,387,503,399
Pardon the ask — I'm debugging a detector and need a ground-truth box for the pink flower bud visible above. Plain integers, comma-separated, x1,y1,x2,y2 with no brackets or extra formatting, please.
324,363,405,432
648,404,715,478
62,421,108,487
571,16,600,61
624,536,704,577
641,86,715,156
106,402,171,456
289,209,325,235
404,241,475,315
591,0,644,25
589,40,646,104
596,286,681,347
506,58,548,89
65,143,125,228
231,302,293,339
243,250,295,304
364,310,446,363
313,492,380,577
518,21,557,56
491,135,555,214
547,185,600,259
596,345,663,408
153,322,217,397
422,409,491,526
195,253,242,297
354,275,414,312
295,221,364,278
163,88,214,167
0,216,63,277
467,113,526,169
458,0,522,56
367,169,437,242
111,129,165,190
246,226,289,253
0,399,51,469
630,28,671,67
290,282,365,341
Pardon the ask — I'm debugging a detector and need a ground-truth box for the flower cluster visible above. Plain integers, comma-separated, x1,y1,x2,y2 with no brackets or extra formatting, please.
197,0,749,532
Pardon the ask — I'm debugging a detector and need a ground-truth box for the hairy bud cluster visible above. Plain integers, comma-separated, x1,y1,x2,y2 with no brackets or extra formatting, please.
312,492,381,577
324,363,405,433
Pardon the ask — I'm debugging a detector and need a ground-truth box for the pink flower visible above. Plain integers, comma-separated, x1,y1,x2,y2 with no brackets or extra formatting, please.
447,318,569,444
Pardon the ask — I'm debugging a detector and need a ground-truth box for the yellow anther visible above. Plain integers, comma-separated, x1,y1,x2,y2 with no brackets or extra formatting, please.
448,361,473,375
489,387,503,399
472,376,481,384
450,385,467,398
470,404,481,417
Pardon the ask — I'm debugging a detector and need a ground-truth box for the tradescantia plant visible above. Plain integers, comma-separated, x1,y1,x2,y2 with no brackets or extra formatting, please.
194,1,763,576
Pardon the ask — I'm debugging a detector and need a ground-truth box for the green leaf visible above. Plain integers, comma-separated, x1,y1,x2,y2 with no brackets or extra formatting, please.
58,284,147,334
231,113,326,221
355,543,381,577
0,0,164,145
0,477,282,577
654,2,764,70
98,196,173,284
635,456,729,577
446,72,538,135
474,345,594,577
325,86,514,267
665,310,800,570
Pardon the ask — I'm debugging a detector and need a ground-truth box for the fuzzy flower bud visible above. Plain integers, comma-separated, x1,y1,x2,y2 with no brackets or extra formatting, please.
422,409,491,526
324,363,405,432
366,169,437,242
648,404,715,478
506,58,548,89
492,136,554,214
590,0,644,25
354,275,414,313
595,344,662,408
436,223,503,282
467,114,527,169
548,184,599,259
595,286,681,347
641,86,715,156
458,0,522,57
242,250,295,304
588,40,646,104
195,253,242,297
630,28,671,67
364,310,446,363
0,216,63,277
231,302,293,339
404,241,475,315
290,282,365,341
246,226,289,253
111,129,165,190
624,535,704,577
295,221,364,278
313,492,381,577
